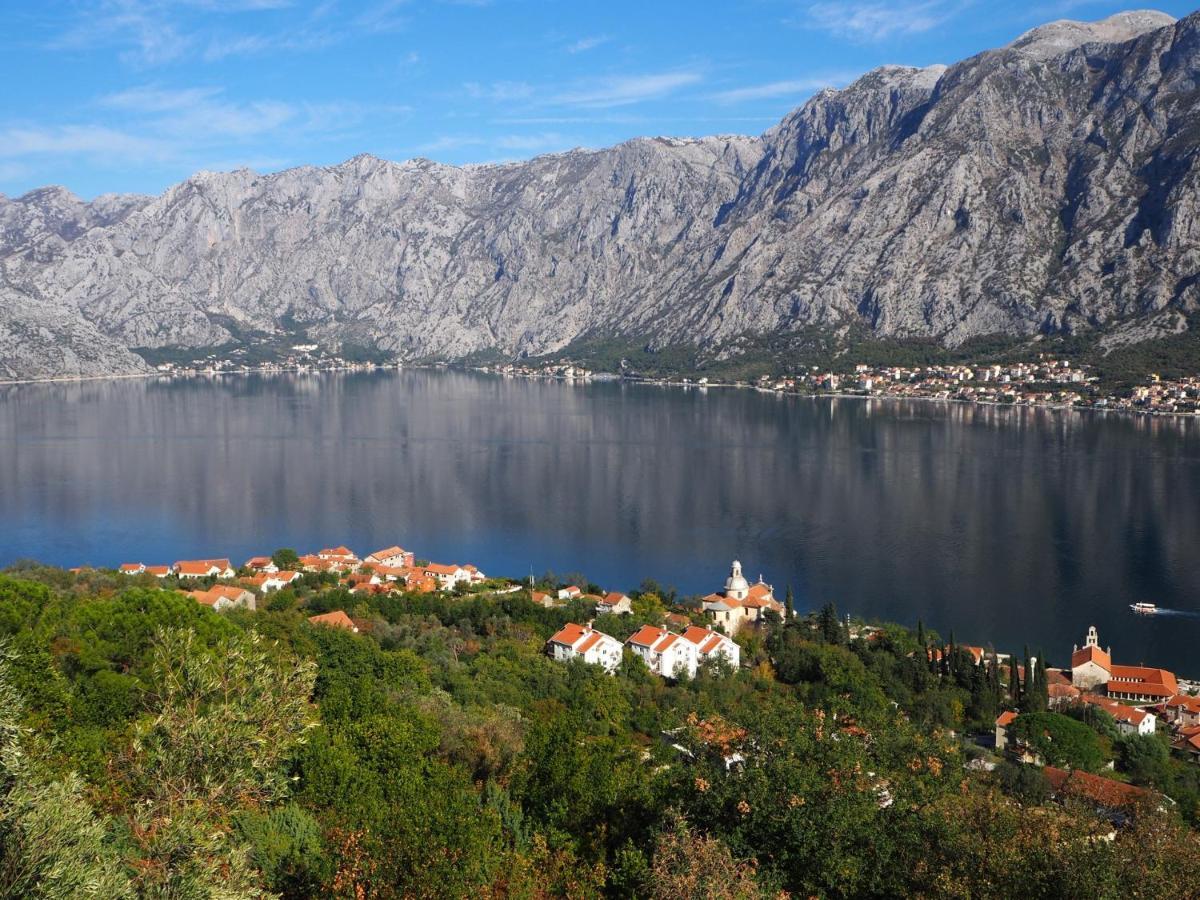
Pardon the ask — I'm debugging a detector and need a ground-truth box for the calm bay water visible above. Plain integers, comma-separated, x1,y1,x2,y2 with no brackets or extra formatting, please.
2,369,1199,673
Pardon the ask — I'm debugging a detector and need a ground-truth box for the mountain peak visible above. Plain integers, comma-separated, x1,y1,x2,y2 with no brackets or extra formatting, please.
1007,9,1175,59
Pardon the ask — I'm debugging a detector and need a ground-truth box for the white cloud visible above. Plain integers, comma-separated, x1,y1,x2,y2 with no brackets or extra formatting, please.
803,1,967,42
711,74,855,104
566,35,610,54
100,86,297,138
0,85,407,185
51,0,192,66
463,81,536,102
553,71,703,108
354,0,411,34
0,125,168,162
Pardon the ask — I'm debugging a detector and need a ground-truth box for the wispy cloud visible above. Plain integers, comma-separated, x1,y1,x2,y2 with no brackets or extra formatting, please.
100,85,297,138
566,34,610,54
0,84,406,182
49,0,382,67
711,74,855,104
51,0,192,66
463,81,536,102
802,1,968,42
354,0,411,34
552,71,703,108
0,124,168,162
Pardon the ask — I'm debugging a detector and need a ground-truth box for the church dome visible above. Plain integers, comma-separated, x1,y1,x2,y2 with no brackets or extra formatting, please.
725,560,749,599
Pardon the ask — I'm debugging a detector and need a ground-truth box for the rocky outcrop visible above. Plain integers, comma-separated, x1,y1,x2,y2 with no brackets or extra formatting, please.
1,9,1198,379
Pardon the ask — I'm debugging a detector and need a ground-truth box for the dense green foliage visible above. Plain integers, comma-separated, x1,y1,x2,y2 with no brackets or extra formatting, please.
1,566,1198,898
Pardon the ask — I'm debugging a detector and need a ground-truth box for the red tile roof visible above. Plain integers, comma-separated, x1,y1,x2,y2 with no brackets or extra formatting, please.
1070,645,1111,671
1106,665,1177,698
307,610,357,631
682,626,730,655
1082,694,1151,726
575,632,604,653
627,624,666,647
368,545,406,559
1043,766,1155,809
208,585,251,601
995,710,1018,728
549,623,587,647
1165,694,1200,714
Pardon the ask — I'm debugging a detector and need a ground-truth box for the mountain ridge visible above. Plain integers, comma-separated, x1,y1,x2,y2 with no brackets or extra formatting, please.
2,8,1198,380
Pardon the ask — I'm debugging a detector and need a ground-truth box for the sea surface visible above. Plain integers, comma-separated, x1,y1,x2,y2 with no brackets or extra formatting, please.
2,369,1199,673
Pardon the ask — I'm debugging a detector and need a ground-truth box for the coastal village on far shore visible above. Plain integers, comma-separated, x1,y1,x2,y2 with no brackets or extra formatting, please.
132,341,1200,417
79,544,1200,817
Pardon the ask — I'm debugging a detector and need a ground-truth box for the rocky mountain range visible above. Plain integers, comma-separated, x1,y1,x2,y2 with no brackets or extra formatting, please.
2,9,1198,380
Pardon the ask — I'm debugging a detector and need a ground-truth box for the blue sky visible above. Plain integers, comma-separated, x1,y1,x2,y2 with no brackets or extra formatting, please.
1,0,1195,198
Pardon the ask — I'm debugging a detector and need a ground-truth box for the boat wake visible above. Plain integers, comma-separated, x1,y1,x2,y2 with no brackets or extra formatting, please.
1146,608,1200,618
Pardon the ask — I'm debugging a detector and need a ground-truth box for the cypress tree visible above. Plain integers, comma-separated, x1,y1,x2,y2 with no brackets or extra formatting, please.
1036,650,1049,712
785,585,795,620
817,602,840,644
1009,655,1021,703
916,619,925,650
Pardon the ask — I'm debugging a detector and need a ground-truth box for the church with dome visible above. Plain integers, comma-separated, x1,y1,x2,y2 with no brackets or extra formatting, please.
702,560,784,634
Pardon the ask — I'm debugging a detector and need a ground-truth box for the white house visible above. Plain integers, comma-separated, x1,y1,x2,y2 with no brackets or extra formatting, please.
423,563,471,590
318,546,359,562
188,584,256,612
1083,695,1157,737
175,558,236,579
1162,694,1200,728
546,623,624,674
557,585,583,601
365,545,414,568
681,625,740,670
118,563,145,575
247,570,299,593
995,710,1018,751
244,556,278,573
596,592,633,615
625,625,698,679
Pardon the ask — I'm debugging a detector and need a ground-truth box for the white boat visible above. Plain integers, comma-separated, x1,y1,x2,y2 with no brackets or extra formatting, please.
1130,602,1158,615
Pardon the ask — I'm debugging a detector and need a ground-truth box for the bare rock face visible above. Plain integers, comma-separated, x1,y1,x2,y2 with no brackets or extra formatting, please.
1,9,1197,379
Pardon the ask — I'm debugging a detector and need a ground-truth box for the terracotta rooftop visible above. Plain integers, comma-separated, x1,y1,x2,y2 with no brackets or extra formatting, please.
1043,766,1156,810
627,624,666,648
1070,645,1111,672
307,610,357,631
549,623,587,647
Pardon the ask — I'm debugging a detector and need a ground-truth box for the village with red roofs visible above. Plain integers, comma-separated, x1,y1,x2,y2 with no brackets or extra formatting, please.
94,547,1200,819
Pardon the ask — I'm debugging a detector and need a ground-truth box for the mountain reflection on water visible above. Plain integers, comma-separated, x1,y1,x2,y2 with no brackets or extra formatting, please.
2,370,1199,673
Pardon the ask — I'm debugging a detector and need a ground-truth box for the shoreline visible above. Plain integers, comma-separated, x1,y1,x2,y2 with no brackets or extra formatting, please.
4,361,1199,422
465,366,1200,422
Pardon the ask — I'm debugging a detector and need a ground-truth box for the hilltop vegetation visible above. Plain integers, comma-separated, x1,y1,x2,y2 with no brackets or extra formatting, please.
1,564,1198,898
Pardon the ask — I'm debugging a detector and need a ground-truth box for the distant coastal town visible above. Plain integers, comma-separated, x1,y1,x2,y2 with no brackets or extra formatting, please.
0,331,1189,415
476,357,1200,416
